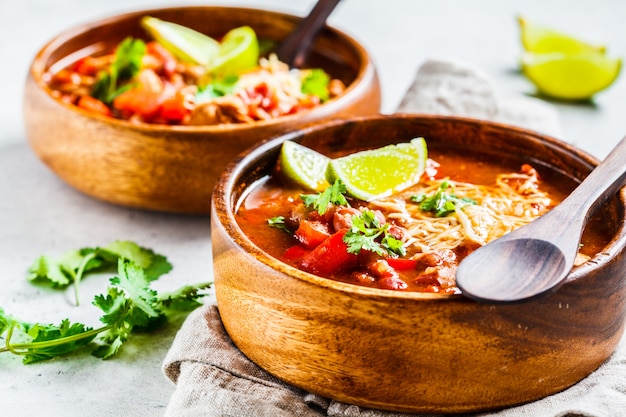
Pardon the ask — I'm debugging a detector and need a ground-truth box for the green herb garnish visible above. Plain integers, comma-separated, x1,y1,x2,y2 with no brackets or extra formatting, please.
301,179,349,215
411,180,477,217
1,242,211,364
267,216,291,233
301,69,331,102
196,74,239,101
91,37,146,104
28,240,171,306
343,210,405,257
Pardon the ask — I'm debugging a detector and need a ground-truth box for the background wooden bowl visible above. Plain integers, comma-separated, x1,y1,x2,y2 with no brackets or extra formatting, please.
211,114,626,413
23,6,380,215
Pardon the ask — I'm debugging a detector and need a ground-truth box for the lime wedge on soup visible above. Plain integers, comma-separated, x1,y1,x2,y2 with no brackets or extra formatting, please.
521,52,622,100
279,141,330,192
141,16,220,65
326,138,428,201
208,26,259,77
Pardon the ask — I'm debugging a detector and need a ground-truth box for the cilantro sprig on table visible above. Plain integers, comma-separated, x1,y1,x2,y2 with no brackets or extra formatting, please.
411,180,477,217
1,241,211,364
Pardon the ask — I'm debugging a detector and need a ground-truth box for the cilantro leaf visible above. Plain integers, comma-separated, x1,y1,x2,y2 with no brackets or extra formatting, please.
22,320,96,364
301,69,331,102
343,210,406,257
0,242,210,364
411,180,477,217
157,282,212,312
301,179,349,215
26,241,173,306
91,37,146,104
101,240,172,282
196,75,239,102
106,259,162,326
267,216,292,233
28,254,74,287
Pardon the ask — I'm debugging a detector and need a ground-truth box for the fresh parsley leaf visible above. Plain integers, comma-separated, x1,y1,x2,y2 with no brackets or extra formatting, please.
28,254,74,287
301,69,330,102
22,320,96,364
101,240,172,282
196,75,239,102
267,216,292,233
157,282,212,312
343,210,406,257
0,243,211,364
301,179,349,215
106,259,162,326
91,37,146,104
411,180,476,217
26,241,173,306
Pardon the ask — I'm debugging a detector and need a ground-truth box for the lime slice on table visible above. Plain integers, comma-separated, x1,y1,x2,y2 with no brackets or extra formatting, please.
208,26,260,77
518,16,606,54
279,141,331,192
141,16,220,66
521,52,622,100
325,138,428,201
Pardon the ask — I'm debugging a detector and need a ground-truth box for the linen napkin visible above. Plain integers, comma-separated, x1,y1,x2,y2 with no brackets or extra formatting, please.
162,58,626,417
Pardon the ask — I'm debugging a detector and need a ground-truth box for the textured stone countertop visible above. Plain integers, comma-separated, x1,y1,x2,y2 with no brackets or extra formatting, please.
1,1,625,416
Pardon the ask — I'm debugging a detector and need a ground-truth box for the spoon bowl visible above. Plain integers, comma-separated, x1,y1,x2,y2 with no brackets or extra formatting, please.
457,134,626,303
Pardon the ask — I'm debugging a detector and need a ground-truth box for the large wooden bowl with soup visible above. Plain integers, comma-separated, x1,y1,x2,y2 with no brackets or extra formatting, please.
211,114,626,413
23,6,380,214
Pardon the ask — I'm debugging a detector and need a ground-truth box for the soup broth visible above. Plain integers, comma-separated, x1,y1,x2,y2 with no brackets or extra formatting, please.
236,145,612,293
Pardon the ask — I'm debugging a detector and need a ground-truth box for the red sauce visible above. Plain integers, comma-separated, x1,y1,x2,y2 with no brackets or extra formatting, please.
236,148,612,293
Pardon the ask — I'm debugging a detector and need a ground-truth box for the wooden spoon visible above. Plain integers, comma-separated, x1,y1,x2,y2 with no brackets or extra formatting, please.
276,0,342,68
456,135,626,303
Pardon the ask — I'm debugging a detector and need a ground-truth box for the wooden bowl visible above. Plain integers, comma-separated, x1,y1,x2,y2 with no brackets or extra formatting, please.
211,114,626,413
23,6,380,215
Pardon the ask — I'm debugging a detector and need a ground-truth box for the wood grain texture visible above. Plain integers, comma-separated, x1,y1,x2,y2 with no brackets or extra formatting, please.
211,115,626,413
23,6,381,215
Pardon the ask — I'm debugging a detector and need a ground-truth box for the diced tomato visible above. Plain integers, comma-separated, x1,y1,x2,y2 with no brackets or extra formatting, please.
113,88,164,119
386,258,418,271
282,244,311,262
299,229,358,276
294,220,331,249
146,41,178,77
378,275,408,290
77,95,112,117
160,92,190,122
73,56,101,76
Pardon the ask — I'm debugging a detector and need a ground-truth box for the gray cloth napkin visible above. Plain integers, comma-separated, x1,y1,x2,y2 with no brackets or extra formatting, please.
162,58,626,417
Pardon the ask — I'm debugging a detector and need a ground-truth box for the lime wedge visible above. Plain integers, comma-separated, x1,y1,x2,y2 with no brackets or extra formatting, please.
522,52,622,100
518,16,606,54
141,16,220,66
325,138,428,201
279,141,330,191
208,26,260,77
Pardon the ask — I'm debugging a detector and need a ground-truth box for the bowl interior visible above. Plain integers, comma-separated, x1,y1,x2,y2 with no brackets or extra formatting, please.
222,114,626,290
35,6,365,109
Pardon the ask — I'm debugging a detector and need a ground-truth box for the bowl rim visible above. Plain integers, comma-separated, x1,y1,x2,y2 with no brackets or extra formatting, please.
213,114,626,301
28,5,377,133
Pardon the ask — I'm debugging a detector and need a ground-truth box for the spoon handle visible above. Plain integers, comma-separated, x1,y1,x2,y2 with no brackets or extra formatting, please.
505,134,626,258
558,134,626,225
276,0,342,68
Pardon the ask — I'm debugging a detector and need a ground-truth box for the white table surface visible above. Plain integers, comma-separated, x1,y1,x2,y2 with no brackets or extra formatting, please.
1,1,625,416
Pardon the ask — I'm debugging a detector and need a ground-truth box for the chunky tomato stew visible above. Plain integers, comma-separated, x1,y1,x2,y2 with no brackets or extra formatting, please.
236,147,610,293
44,23,344,126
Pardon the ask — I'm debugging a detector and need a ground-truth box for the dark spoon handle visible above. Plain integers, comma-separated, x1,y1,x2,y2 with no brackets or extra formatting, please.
276,0,342,68
556,134,626,230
